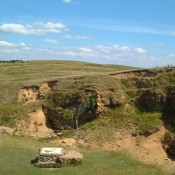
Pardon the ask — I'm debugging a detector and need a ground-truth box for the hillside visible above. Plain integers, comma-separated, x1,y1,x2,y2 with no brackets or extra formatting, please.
0,60,135,104
1,61,175,173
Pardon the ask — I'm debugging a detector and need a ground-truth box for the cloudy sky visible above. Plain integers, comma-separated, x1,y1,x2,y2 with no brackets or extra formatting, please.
0,0,175,67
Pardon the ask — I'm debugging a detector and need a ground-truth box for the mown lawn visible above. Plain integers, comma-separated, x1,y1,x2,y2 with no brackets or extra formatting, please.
0,136,174,175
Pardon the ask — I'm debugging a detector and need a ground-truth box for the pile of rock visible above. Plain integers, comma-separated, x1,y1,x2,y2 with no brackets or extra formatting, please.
31,147,83,168
58,151,83,166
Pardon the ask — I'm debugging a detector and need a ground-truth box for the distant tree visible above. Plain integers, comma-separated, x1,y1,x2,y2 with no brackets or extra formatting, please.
0,60,24,63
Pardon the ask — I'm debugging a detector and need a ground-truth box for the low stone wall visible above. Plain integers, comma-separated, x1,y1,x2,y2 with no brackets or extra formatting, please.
31,150,83,168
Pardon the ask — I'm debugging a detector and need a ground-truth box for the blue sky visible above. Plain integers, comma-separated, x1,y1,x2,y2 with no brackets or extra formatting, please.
0,0,175,67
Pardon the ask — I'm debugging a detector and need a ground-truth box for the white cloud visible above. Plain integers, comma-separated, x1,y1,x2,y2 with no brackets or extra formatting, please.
80,48,93,52
135,48,146,54
63,0,72,3
57,45,147,61
63,35,90,40
0,41,16,47
44,38,59,45
112,45,130,51
62,51,76,56
0,22,68,35
20,42,27,46
0,44,174,68
0,40,32,56
22,47,31,50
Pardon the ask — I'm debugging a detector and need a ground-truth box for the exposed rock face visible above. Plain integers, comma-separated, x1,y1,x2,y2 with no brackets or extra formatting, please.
18,81,57,103
31,150,83,168
137,89,166,112
18,86,39,103
96,93,106,114
136,87,175,113
96,90,125,114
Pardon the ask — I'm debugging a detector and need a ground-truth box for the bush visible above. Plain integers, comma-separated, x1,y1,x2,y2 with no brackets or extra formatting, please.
63,109,74,120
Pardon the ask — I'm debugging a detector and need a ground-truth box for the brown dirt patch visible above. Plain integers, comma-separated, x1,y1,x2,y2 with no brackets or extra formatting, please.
28,107,53,137
18,80,58,103
100,125,175,169
18,86,39,103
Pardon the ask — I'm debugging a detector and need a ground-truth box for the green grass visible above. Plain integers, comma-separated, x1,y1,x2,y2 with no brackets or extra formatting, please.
73,107,161,146
0,60,135,104
0,102,43,127
134,112,162,132
75,106,163,145
0,136,173,175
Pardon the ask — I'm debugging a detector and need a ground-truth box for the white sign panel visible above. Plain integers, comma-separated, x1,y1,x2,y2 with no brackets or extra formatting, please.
39,147,65,156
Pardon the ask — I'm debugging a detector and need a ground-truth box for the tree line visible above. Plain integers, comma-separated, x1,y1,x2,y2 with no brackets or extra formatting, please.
0,60,24,63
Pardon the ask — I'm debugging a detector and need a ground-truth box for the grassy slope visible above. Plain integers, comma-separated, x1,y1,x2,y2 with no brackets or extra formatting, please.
0,60,135,104
0,60,164,134
0,136,172,175
0,60,137,128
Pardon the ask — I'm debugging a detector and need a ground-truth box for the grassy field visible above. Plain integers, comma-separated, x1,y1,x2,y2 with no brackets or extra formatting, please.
0,60,136,104
0,60,135,82
0,135,174,175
